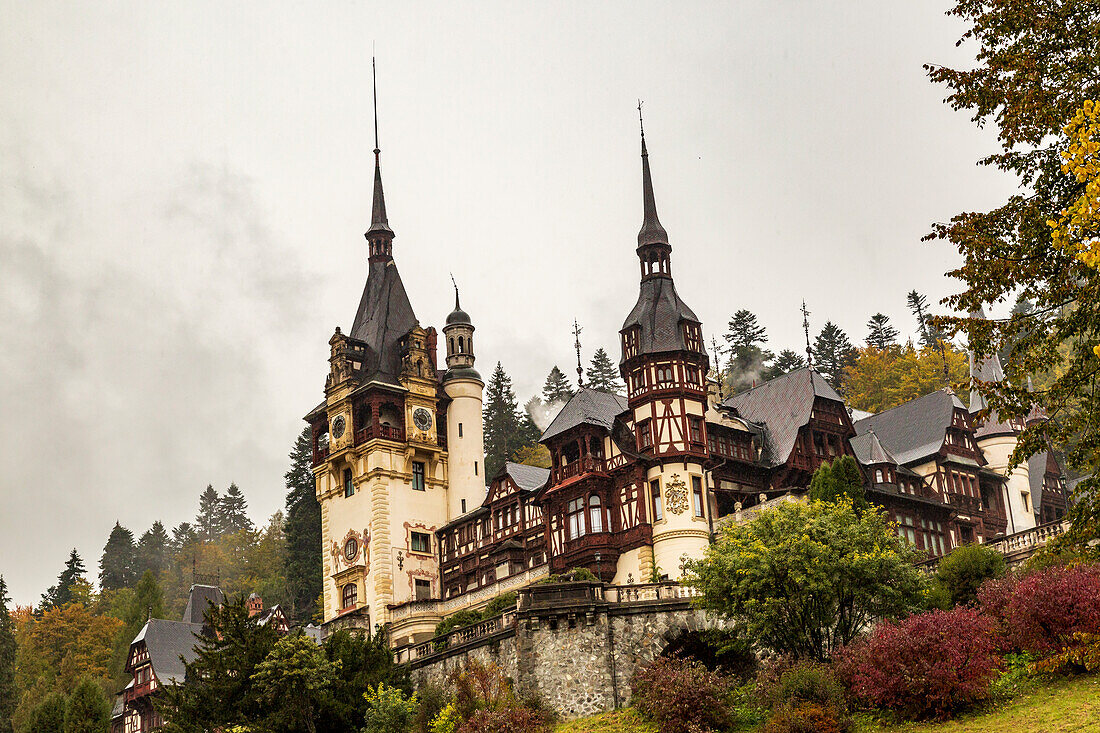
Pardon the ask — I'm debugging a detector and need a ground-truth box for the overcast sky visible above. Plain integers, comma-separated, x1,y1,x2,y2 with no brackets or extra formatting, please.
0,1,1017,604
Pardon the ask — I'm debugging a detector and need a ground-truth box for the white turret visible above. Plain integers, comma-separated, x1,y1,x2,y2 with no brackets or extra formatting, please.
442,288,486,519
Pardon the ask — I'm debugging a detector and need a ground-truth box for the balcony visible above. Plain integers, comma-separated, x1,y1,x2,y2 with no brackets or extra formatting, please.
553,456,606,484
354,424,406,445
947,493,982,516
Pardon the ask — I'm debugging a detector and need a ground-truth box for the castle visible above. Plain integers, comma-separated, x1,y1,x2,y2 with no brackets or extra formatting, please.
305,112,1069,645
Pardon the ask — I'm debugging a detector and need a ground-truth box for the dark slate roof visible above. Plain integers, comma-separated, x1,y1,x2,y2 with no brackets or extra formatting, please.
182,585,225,625
349,259,418,385
851,430,898,466
722,368,842,468
540,388,629,443
974,411,1017,439
620,277,699,361
135,619,203,684
854,389,965,466
502,462,550,492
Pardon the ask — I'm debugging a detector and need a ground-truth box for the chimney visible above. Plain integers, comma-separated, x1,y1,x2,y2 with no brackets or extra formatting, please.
247,593,263,617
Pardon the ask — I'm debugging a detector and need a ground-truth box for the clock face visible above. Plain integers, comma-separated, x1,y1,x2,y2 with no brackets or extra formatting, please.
344,537,358,562
413,408,433,432
331,414,346,440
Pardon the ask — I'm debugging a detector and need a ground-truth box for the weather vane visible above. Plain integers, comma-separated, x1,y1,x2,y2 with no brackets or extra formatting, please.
573,319,584,388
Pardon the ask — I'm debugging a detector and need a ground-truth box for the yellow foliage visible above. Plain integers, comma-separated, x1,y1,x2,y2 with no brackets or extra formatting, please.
843,344,969,413
1050,100,1100,273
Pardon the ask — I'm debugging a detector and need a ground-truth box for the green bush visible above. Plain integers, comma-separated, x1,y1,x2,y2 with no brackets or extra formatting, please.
434,609,482,638
936,544,1006,607
362,682,417,733
64,677,110,733
989,652,1039,703
764,663,851,731
429,702,461,733
631,655,733,732
413,683,450,733
482,592,517,617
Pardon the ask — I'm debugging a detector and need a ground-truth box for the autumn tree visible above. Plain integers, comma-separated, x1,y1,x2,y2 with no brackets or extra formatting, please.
0,577,15,733
812,322,855,392
98,523,135,592
541,366,573,404
925,0,1100,555
18,603,122,694
135,521,170,578
723,309,774,393
41,550,87,611
586,348,623,393
865,313,900,349
196,485,224,541
761,348,806,382
844,344,969,413
284,428,321,623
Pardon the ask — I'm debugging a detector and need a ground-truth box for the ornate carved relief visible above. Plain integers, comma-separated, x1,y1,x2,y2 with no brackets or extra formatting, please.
665,473,689,515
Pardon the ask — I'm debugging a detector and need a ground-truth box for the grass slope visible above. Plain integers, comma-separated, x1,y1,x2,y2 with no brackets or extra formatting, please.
553,675,1100,733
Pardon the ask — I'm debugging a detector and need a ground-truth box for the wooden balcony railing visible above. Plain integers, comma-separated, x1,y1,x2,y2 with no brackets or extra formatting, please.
355,424,405,445
553,457,606,484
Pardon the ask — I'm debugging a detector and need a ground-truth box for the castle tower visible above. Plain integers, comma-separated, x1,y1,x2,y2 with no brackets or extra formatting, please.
307,65,449,633
968,309,1034,534
619,111,711,579
442,286,486,518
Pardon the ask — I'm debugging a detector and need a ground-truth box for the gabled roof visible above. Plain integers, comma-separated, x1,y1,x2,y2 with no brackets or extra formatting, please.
540,388,629,443
501,462,550,492
722,368,843,467
349,260,419,386
851,430,898,466
620,277,699,361
182,585,225,625
134,619,204,684
854,389,965,466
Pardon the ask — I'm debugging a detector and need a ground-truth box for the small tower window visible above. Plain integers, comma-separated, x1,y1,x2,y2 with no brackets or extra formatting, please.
459,423,463,438
458,336,465,353
461,498,467,513
651,479,663,521
412,462,426,491
692,476,705,518
341,583,357,609
343,469,354,498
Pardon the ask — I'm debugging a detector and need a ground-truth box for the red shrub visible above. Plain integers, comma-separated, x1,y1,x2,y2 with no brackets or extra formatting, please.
763,703,843,733
834,608,999,720
631,655,732,733
998,564,1100,655
457,706,550,733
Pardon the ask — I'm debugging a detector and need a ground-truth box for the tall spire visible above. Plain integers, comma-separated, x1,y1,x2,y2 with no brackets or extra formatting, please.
366,57,394,248
637,100,669,249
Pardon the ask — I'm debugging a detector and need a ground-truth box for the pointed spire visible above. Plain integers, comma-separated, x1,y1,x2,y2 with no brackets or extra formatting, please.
637,101,668,248
451,273,461,311
366,57,394,242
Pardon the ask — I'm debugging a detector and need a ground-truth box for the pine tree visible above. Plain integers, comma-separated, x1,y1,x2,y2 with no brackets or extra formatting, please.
98,522,136,591
808,456,868,510
761,349,806,381
135,521,170,578
25,692,66,733
586,348,623,393
63,677,109,733
483,362,535,481
0,577,16,733
906,290,938,349
170,522,198,554
812,322,856,392
196,485,223,541
723,309,774,394
284,428,321,623
218,483,254,534
865,313,900,349
41,549,87,610
541,366,574,404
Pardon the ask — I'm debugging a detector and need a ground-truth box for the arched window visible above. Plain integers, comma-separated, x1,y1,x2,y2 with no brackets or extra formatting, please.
875,469,884,484
449,337,455,354
341,583,357,609
588,494,603,533
458,336,465,353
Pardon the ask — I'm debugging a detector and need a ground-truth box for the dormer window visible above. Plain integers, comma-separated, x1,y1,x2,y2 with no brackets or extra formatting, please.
623,328,640,360
682,323,703,352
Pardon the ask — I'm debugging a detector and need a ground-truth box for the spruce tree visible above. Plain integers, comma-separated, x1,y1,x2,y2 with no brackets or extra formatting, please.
26,693,66,733
0,577,16,733
865,313,900,349
196,485,223,541
170,522,198,554
41,549,86,610
135,521,170,578
761,349,806,381
812,322,856,392
284,428,322,623
906,290,940,349
586,349,623,393
98,522,136,591
63,677,109,733
483,362,534,481
723,309,774,394
218,483,254,534
541,366,574,404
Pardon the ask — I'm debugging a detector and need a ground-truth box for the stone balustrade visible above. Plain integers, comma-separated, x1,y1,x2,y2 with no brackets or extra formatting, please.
389,565,550,622
986,520,1070,558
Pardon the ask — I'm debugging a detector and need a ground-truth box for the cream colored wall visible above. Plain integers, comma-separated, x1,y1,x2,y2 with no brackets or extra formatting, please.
444,377,486,519
610,546,654,585
979,435,1034,534
646,463,710,580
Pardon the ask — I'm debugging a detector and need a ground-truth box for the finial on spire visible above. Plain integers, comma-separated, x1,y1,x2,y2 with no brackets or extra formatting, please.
638,99,646,155
366,56,393,244
637,101,668,251
573,319,584,388
711,335,725,400
372,56,380,159
450,273,460,310
802,301,813,367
